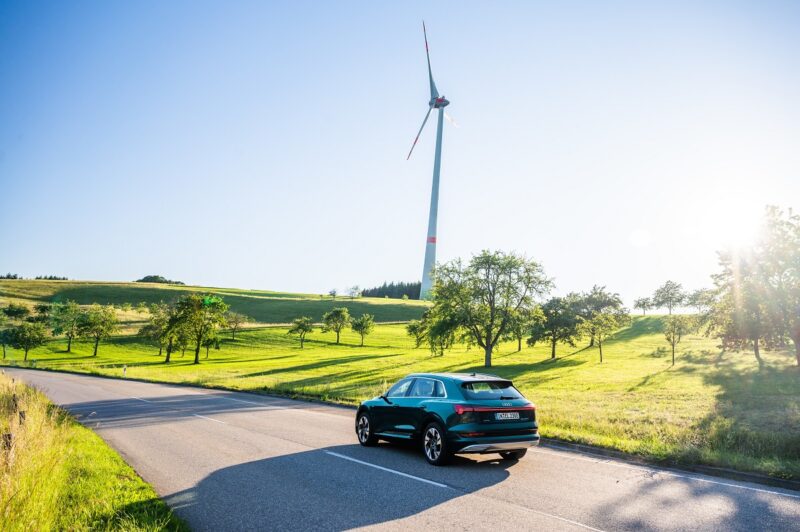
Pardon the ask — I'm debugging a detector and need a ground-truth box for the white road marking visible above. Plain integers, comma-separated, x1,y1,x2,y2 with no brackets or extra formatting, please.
193,414,226,424
131,396,152,403
223,397,262,405
532,447,800,500
325,451,450,488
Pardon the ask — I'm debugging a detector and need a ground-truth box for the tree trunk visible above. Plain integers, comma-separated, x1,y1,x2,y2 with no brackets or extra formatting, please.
360,335,364,347
232,328,236,340
753,339,764,369
599,341,603,363
589,333,595,347
550,335,557,359
517,336,522,352
194,342,201,364
336,330,340,344
484,344,492,368
300,336,305,349
67,335,72,353
24,348,29,361
165,339,172,364
158,346,162,357
93,337,99,357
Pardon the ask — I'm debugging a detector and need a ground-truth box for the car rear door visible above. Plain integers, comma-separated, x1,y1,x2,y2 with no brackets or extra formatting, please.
392,378,444,437
373,378,413,434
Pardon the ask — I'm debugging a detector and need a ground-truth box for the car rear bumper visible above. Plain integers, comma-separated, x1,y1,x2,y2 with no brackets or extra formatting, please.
457,438,539,454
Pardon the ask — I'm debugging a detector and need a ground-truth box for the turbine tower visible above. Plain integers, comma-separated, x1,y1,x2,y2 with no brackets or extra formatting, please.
407,21,449,300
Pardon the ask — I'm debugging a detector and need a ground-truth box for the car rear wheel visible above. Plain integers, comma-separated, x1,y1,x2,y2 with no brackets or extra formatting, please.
500,449,527,460
422,422,451,466
356,412,378,446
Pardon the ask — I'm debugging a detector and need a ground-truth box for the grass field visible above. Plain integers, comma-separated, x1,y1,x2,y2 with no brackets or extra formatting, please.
0,372,185,531
2,307,798,480
0,280,428,324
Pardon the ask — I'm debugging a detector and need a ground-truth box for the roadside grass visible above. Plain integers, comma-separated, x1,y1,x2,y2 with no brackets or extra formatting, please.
0,280,427,323
0,372,185,531
2,316,798,480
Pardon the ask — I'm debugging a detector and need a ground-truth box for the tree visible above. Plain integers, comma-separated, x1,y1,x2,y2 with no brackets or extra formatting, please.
633,297,652,316
576,286,624,347
406,319,427,348
3,303,30,321
78,304,119,356
653,281,685,315
32,303,52,323
505,306,544,352
687,289,715,314
328,289,338,300
422,308,459,357
663,315,695,366
139,302,182,362
348,286,361,299
225,311,250,340
50,300,82,352
202,332,219,359
580,308,630,362
351,314,375,347
288,317,314,348
173,294,229,364
431,250,551,368
0,313,8,359
529,295,583,359
9,322,48,361
322,307,351,344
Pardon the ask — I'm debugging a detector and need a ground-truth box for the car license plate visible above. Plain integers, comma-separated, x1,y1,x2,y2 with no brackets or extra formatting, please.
495,412,520,421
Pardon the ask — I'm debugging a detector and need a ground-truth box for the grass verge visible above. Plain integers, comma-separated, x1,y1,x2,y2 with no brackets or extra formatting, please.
0,372,185,531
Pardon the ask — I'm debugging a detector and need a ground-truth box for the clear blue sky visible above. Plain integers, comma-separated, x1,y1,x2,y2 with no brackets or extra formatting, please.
2,1,799,302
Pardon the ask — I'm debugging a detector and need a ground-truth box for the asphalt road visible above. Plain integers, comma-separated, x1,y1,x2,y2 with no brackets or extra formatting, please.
6,368,800,531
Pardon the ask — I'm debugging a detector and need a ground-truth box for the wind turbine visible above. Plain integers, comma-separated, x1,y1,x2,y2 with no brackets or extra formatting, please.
407,21,450,300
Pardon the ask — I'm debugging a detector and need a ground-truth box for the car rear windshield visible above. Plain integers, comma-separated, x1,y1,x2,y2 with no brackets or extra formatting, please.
460,381,524,400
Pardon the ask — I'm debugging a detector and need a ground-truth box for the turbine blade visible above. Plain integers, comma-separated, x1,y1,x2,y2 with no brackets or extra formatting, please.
423,21,439,99
444,111,458,128
407,105,434,160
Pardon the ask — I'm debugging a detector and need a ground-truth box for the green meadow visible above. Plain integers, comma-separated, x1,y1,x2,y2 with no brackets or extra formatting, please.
2,280,799,480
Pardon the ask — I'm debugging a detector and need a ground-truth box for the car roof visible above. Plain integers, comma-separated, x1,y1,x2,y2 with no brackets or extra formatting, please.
406,372,510,383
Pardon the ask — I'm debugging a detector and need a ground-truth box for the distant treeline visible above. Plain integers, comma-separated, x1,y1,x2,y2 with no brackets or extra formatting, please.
35,275,68,280
361,281,420,300
0,274,20,280
135,275,185,285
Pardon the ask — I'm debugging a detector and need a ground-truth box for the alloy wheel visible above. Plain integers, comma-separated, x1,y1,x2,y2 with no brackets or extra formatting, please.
424,426,442,461
357,415,370,443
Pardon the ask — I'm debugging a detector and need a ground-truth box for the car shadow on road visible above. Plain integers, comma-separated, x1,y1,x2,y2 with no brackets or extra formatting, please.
162,442,515,531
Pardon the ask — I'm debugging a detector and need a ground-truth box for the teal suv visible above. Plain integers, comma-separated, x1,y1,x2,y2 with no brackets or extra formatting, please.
355,373,539,465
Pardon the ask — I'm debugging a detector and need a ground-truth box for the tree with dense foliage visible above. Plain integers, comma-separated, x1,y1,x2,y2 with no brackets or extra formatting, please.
202,332,219,359
288,317,314,348
0,273,21,279
576,286,625,347
9,321,48,361
328,289,337,299
687,288,716,314
2,303,30,321
32,303,52,323
405,319,427,348
135,275,184,285
351,313,375,346
633,297,652,316
348,286,361,299
579,308,630,362
78,304,119,356
529,295,583,359
504,306,544,352
653,281,686,315
663,315,695,366
431,250,551,367
138,302,182,362
173,294,229,364
362,281,421,300
322,307,351,344
50,300,82,352
225,311,250,340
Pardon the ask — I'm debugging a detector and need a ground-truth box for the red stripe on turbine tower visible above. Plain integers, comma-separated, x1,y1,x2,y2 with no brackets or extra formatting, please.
427,236,437,243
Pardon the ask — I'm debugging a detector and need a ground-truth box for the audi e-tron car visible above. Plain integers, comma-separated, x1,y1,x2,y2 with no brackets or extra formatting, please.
355,373,539,465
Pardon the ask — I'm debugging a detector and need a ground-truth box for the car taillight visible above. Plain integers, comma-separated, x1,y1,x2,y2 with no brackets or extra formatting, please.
454,404,475,415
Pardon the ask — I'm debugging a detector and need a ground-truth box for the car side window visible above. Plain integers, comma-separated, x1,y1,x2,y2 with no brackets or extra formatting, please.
409,378,445,398
433,380,446,398
386,378,412,398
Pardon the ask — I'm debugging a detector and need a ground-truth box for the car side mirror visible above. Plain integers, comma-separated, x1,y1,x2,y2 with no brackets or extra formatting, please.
380,395,392,404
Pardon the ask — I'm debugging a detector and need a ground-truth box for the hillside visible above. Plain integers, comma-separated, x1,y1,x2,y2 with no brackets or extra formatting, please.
0,280,428,323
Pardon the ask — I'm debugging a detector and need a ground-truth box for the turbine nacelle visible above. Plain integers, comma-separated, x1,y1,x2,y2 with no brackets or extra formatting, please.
431,96,450,108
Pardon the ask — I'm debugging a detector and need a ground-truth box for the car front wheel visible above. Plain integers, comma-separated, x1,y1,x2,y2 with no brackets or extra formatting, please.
356,412,378,446
500,449,527,460
422,422,451,466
